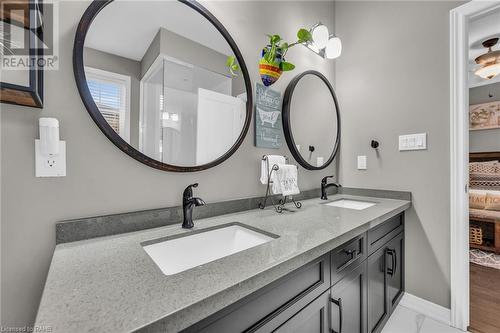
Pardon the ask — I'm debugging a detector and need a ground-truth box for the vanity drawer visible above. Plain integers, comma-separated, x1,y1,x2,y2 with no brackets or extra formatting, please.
184,253,331,333
367,213,404,254
331,234,367,285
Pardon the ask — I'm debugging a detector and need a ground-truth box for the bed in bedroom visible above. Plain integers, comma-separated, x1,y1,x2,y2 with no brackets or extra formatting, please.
469,152,500,254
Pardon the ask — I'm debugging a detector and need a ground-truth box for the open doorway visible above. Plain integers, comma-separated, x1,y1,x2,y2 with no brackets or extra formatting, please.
450,2,500,332
468,10,500,330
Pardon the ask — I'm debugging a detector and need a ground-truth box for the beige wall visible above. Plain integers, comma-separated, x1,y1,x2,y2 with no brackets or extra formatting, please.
0,1,335,326
335,1,461,308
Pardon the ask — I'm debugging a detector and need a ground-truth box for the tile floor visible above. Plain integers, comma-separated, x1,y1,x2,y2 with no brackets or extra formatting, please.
382,305,464,333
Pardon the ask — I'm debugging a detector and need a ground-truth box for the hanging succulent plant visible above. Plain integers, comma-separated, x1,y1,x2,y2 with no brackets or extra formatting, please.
259,28,312,86
226,28,313,86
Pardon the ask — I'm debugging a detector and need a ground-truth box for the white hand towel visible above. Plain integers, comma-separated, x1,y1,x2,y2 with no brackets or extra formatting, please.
260,155,286,184
271,167,282,194
275,164,300,196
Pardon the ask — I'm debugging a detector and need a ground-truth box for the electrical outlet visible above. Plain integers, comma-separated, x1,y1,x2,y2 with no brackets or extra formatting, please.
357,155,367,170
35,140,66,177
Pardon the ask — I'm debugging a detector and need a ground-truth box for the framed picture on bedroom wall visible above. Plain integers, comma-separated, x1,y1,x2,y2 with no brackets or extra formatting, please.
469,101,500,130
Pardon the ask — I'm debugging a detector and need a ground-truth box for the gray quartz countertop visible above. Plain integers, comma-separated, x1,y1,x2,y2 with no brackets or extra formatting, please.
35,194,410,333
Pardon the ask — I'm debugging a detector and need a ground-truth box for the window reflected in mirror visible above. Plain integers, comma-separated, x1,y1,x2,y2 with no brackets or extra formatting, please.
86,67,131,142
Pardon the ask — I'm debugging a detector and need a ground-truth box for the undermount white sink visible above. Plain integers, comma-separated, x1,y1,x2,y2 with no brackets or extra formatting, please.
142,224,277,275
324,199,376,210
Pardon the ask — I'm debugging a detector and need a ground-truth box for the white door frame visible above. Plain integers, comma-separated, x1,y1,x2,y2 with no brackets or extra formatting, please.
449,1,500,330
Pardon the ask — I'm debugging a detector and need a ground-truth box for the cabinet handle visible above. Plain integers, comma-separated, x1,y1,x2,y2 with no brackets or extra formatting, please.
343,249,356,258
393,250,397,276
386,248,396,276
338,249,358,270
330,297,343,333
343,249,358,266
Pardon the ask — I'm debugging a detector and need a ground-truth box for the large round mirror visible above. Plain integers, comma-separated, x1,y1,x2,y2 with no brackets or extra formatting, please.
74,0,252,172
282,71,340,170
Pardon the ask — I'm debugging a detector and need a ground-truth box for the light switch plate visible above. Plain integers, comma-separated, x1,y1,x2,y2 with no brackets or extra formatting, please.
357,155,367,170
35,140,66,177
399,133,427,151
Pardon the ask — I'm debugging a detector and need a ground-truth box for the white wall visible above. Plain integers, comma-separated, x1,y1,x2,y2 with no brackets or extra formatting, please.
0,1,335,327
335,1,462,308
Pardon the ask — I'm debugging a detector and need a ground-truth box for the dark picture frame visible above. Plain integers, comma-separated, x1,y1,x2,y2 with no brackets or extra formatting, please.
0,0,44,108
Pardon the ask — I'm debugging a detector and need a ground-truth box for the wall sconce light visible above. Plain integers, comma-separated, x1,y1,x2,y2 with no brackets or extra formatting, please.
306,23,342,59
325,36,342,59
311,23,329,49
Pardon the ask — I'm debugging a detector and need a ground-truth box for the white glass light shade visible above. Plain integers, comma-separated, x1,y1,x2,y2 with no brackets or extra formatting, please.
311,24,329,49
325,37,342,59
475,63,500,79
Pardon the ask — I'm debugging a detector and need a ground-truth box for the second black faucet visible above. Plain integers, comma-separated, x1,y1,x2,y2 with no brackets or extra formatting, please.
182,183,206,229
321,176,341,200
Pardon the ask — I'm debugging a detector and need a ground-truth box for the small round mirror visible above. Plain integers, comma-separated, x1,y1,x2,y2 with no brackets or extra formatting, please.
282,71,340,170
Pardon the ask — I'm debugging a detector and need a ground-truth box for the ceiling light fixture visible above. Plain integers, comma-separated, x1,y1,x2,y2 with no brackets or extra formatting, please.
305,23,342,60
474,38,500,80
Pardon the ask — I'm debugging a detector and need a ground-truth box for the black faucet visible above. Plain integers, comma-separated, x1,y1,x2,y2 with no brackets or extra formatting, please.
321,176,341,200
182,183,206,229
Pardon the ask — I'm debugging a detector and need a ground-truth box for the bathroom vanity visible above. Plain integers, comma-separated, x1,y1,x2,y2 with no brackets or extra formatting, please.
35,193,410,333
183,211,404,333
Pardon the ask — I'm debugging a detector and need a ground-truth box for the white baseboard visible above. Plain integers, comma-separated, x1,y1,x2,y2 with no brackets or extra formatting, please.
399,292,451,326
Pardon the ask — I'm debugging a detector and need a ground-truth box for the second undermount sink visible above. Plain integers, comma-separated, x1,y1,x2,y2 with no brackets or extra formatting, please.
142,223,278,275
324,199,376,210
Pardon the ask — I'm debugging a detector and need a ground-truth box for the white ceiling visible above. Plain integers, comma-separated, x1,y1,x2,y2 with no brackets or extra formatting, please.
468,7,500,87
85,0,233,62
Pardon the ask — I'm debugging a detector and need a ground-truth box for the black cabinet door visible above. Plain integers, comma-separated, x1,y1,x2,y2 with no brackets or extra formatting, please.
367,245,389,333
188,254,331,333
386,232,404,311
330,262,367,333
274,291,330,333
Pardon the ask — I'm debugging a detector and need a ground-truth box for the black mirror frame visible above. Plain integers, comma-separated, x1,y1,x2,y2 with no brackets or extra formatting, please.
73,0,253,172
282,70,341,170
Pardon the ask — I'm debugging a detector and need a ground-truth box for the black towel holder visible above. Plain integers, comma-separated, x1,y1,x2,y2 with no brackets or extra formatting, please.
258,155,302,213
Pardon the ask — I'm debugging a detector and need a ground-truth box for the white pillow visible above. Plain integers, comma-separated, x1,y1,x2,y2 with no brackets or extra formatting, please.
469,189,500,196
